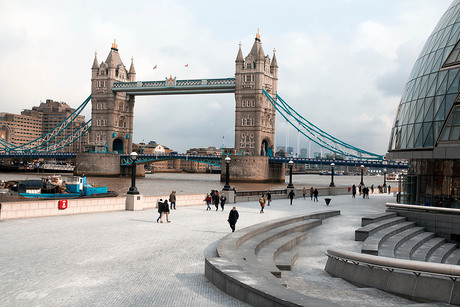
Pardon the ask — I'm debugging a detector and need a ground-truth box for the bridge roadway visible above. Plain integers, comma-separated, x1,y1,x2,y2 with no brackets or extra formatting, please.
0,152,409,169
0,194,439,306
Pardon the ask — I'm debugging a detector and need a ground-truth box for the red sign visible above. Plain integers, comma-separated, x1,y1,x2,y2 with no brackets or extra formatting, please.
58,199,68,210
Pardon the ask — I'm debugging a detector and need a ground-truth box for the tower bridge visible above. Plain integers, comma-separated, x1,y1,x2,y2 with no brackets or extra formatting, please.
1,31,397,182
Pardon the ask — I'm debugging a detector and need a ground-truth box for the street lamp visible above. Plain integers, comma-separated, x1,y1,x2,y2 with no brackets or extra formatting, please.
329,163,335,187
287,160,294,188
223,156,231,191
127,152,139,194
360,164,365,186
383,168,387,188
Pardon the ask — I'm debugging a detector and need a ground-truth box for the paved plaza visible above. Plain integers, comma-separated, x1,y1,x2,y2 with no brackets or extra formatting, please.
0,193,446,306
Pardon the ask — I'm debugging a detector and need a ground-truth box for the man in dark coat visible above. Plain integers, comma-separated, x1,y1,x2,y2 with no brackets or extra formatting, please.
228,207,239,232
220,194,227,211
288,190,295,205
352,184,356,198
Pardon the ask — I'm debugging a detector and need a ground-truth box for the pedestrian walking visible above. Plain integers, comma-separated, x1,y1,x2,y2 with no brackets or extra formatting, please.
358,185,362,196
213,191,220,211
302,186,307,199
388,185,391,194
160,200,171,223
352,184,356,198
310,187,314,200
288,190,295,205
156,199,163,223
266,190,271,206
313,189,319,202
259,194,266,213
169,191,176,210
228,207,239,232
220,194,227,211
204,193,211,210
371,184,374,194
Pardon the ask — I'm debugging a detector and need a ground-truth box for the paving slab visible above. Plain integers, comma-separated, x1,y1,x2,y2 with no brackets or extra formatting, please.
0,193,444,306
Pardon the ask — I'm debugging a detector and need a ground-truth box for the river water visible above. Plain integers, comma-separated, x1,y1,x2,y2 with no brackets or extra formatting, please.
0,172,396,196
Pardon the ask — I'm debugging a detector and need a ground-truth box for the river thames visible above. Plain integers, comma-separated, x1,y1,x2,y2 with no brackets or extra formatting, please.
1,172,395,196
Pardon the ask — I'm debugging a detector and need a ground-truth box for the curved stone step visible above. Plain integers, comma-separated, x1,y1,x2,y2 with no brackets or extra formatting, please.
428,243,458,263
444,248,460,265
361,212,398,226
355,216,407,241
378,226,425,258
361,221,415,255
394,232,435,259
411,237,445,261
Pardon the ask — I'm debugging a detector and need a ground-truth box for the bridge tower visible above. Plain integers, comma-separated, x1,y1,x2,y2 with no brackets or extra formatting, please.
90,40,136,154
234,31,278,157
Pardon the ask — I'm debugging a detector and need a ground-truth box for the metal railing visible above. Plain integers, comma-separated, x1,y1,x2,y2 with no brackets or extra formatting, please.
235,189,286,197
326,247,460,280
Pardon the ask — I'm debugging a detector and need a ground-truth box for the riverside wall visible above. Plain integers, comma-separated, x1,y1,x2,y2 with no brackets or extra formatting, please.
0,194,207,220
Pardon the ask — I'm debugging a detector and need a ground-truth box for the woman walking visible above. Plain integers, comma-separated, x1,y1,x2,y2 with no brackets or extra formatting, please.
204,193,212,211
160,200,171,223
259,194,266,213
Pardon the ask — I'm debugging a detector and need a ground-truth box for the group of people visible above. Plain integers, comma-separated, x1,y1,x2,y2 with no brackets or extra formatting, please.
204,190,227,211
156,191,177,223
351,184,392,199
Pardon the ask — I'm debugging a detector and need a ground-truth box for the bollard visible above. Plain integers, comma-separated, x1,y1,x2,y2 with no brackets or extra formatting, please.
325,198,331,206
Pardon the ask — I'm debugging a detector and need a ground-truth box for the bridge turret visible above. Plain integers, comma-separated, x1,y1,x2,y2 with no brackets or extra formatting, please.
90,40,134,155
128,57,136,82
234,30,277,157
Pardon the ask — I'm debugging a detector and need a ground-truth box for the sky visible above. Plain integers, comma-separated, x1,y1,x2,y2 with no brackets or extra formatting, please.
0,0,453,155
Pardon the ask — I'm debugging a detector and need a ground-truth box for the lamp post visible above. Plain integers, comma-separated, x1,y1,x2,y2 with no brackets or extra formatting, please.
383,168,387,188
287,160,294,188
329,163,335,187
127,152,139,194
223,156,231,191
360,164,365,186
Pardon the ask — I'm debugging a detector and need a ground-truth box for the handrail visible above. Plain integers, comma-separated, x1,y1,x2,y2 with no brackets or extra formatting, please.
386,203,460,215
326,247,460,279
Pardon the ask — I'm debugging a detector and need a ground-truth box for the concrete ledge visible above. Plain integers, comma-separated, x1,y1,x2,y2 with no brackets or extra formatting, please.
361,221,415,255
205,210,341,306
355,216,407,241
325,247,460,305
362,212,398,226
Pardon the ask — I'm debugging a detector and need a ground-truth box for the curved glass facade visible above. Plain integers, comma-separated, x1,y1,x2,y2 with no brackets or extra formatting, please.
388,1,460,152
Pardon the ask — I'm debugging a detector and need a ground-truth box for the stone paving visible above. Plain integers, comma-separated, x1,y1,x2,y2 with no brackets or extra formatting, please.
0,193,447,306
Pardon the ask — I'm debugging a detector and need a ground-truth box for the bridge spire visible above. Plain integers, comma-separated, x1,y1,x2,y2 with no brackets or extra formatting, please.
128,56,136,81
236,42,244,63
92,51,99,70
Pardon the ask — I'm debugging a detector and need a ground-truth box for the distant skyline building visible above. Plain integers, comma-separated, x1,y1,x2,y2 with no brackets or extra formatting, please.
387,1,460,207
0,99,87,152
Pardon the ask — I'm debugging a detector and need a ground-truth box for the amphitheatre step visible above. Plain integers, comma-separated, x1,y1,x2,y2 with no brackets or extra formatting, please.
444,248,460,265
361,221,415,256
241,219,322,278
378,226,425,258
256,232,308,271
427,242,458,263
275,251,299,271
355,216,407,241
395,232,435,259
411,237,446,261
361,212,398,227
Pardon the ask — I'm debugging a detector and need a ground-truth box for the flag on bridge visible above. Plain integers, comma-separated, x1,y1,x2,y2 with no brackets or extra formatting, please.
153,65,157,70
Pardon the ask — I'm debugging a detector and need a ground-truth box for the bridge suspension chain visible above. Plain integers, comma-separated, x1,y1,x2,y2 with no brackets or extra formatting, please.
0,95,91,153
262,89,383,160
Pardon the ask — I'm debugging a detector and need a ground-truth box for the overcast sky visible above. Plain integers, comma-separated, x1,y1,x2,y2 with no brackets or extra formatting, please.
0,0,453,155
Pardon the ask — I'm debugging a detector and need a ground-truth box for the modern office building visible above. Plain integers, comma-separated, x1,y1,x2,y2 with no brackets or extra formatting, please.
387,1,460,207
0,99,88,152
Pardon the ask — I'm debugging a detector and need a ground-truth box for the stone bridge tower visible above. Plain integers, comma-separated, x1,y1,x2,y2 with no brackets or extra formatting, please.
234,31,278,156
90,40,136,154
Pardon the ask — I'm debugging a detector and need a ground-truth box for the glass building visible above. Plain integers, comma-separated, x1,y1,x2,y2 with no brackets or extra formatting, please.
387,1,460,207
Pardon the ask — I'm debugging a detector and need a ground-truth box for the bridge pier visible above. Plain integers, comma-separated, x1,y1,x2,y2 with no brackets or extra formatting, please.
74,152,144,177
221,156,284,183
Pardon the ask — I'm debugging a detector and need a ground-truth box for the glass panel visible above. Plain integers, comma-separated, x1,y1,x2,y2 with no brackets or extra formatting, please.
440,127,451,141
433,121,444,144
445,94,457,115
453,109,460,125
436,70,448,95
424,99,434,122
406,124,415,148
414,124,424,148
418,75,429,99
450,126,460,140
423,123,434,147
447,69,460,94
426,73,438,97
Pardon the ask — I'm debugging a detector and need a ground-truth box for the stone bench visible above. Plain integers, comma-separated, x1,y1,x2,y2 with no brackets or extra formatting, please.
378,226,425,258
428,243,458,263
361,212,398,227
205,210,341,307
361,221,415,255
444,249,460,265
395,232,435,259
411,237,446,261
355,216,407,241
